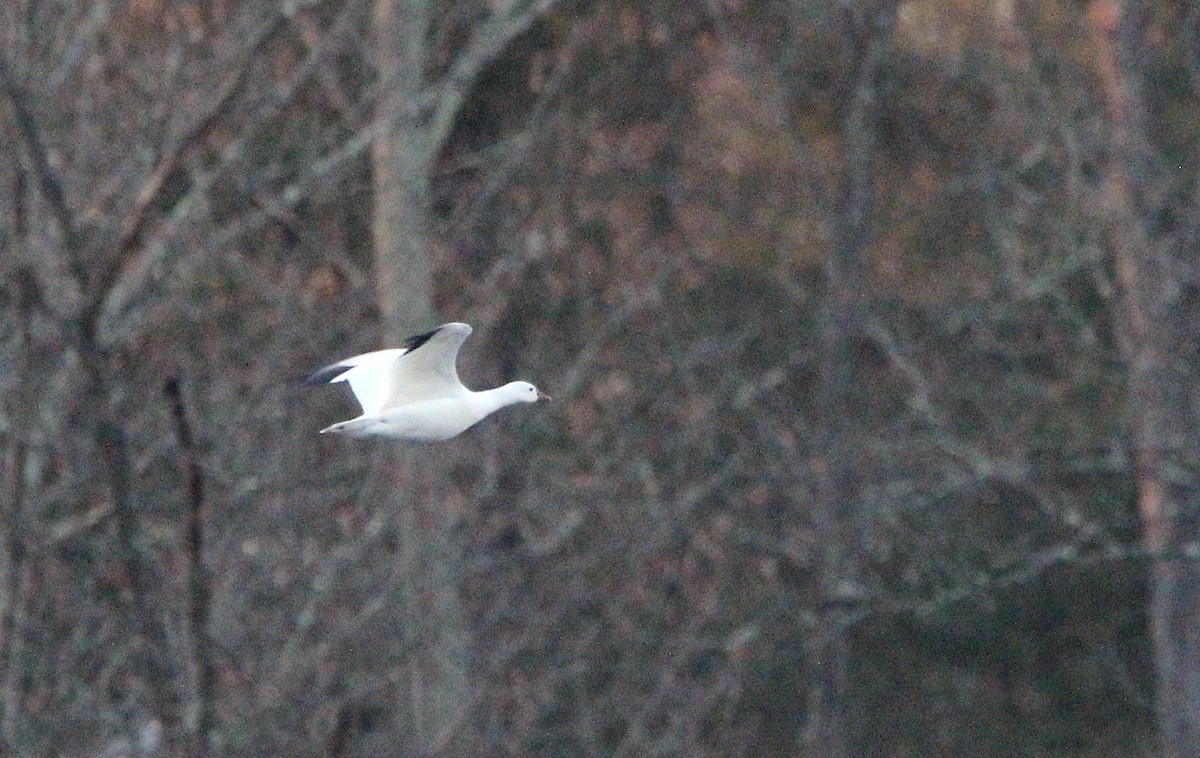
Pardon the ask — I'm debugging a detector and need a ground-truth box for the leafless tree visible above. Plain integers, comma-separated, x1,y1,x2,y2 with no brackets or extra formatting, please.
1089,0,1200,752
0,1,389,753
0,0,1188,755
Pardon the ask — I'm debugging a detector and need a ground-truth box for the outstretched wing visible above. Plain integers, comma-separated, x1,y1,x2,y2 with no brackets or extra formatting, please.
301,348,407,415
382,322,472,408
301,323,473,414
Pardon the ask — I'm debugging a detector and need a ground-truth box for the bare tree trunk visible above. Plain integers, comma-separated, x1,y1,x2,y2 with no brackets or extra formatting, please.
165,378,215,757
368,2,561,748
371,0,436,334
0,273,35,756
1091,1,1200,753
372,1,465,751
804,5,897,755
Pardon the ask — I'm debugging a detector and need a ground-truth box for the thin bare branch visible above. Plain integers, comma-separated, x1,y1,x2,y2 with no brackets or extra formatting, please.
0,52,84,280
428,0,561,154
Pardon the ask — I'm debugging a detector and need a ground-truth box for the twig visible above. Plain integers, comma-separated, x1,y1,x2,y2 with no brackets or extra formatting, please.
0,52,85,283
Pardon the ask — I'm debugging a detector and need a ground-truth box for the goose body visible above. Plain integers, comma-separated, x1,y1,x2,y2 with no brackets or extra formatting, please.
302,322,548,441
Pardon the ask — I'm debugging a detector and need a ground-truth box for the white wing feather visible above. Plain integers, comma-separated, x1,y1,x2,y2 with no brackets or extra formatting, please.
304,323,473,415
310,348,407,415
382,323,472,408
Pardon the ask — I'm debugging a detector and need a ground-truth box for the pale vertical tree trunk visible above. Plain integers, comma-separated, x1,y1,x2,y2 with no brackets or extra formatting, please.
1091,1,1200,753
372,0,435,335
372,0,468,751
391,463,472,752
368,0,561,747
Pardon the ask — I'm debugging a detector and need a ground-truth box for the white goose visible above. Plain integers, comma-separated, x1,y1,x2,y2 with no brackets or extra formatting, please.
303,322,549,440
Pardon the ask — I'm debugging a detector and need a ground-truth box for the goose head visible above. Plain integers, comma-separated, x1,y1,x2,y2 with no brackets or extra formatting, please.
504,381,551,404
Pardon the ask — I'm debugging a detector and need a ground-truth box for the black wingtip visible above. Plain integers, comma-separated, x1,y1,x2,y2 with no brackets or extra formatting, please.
299,363,348,387
401,325,441,353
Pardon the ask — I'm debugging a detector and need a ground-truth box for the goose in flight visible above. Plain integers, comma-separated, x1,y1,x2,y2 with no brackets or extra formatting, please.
302,322,549,440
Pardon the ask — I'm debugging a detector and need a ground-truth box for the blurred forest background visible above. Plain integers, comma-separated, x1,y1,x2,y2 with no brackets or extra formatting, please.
3,0,1200,755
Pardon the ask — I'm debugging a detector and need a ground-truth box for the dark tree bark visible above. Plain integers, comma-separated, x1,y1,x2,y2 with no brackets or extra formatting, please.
804,4,898,755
